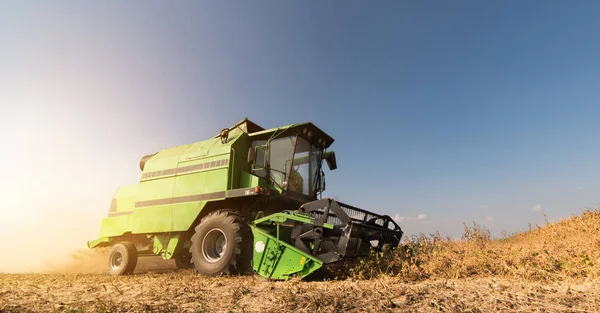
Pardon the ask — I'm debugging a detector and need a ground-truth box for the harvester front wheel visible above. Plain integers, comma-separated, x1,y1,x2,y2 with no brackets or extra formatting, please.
190,210,251,276
108,242,138,275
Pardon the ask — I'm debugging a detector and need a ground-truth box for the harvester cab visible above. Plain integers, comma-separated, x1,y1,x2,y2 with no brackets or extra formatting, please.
246,123,337,202
88,118,402,280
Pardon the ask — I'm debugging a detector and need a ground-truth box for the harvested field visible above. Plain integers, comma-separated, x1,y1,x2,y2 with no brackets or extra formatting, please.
1,210,600,313
1,272,598,313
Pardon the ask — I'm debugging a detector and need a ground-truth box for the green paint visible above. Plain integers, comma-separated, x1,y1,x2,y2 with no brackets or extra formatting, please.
98,215,132,238
88,119,337,262
152,233,182,259
249,211,335,280
87,237,109,249
252,212,334,230
251,225,323,280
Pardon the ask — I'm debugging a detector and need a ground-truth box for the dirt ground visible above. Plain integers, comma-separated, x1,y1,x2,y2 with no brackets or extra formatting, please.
3,211,600,312
1,268,598,313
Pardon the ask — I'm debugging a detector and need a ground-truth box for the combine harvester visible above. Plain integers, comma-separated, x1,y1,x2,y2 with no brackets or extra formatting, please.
88,119,402,280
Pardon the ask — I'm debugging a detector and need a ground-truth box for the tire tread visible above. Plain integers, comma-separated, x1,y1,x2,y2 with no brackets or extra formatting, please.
190,210,252,275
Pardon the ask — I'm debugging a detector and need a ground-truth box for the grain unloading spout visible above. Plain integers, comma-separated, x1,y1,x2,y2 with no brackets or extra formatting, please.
250,198,403,280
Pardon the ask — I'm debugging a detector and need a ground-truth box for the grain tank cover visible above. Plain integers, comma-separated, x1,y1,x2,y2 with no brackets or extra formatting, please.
214,118,265,138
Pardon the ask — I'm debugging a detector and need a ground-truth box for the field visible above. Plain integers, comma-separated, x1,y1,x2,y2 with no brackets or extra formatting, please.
1,210,600,313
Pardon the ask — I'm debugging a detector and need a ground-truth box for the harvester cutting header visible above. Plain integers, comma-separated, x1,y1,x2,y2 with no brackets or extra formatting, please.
88,119,402,280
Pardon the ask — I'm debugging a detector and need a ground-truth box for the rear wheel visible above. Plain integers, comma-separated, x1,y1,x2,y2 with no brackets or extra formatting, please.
190,210,252,276
108,242,138,275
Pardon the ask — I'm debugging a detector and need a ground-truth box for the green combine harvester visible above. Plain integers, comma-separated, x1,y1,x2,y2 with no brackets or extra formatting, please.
88,119,403,280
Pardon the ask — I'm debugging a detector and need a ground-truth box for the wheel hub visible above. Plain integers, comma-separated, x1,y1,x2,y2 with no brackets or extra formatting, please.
110,251,123,270
202,229,227,263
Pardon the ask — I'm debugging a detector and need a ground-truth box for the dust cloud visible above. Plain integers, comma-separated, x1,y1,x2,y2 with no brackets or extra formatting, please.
0,195,114,273
0,194,178,274
42,248,110,274
0,199,176,274
40,248,177,274
0,107,152,273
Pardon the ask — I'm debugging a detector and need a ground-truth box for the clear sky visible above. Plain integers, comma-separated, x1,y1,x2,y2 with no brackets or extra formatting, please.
2,1,600,271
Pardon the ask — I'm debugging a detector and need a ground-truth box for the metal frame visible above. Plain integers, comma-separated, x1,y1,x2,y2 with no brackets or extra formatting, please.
252,198,403,266
293,198,403,263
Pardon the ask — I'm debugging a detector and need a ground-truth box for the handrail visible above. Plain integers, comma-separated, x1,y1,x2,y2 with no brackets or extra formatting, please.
229,147,235,190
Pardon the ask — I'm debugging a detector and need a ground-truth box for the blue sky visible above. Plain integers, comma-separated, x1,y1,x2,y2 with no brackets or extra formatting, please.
1,1,600,270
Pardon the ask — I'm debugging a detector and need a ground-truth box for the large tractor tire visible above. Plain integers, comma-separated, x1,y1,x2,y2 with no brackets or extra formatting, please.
190,210,252,276
108,242,138,275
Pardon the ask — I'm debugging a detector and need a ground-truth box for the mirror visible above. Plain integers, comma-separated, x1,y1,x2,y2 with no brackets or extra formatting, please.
247,146,255,164
252,145,267,170
324,151,337,170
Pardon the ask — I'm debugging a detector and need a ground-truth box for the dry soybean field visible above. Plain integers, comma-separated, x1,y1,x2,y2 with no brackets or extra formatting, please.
2,210,600,313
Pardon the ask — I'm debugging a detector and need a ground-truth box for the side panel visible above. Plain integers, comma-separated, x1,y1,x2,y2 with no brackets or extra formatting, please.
112,184,138,213
132,177,175,234
173,158,229,196
230,133,253,190
171,153,230,231
95,185,137,239
239,171,269,188
171,200,210,231
136,176,176,200
171,163,229,231
132,155,230,233
127,130,254,235
98,215,133,238
131,204,172,234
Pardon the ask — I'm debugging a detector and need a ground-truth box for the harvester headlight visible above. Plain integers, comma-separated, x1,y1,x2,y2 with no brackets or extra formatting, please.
255,241,265,253
307,131,312,137
302,128,308,135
